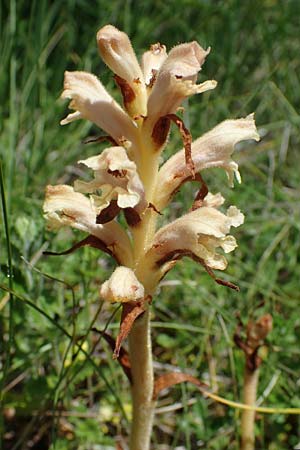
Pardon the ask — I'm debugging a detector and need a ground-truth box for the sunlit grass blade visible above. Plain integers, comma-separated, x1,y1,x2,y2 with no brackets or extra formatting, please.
0,160,14,447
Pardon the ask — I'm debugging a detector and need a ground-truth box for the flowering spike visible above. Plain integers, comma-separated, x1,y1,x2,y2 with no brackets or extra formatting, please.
44,26,261,450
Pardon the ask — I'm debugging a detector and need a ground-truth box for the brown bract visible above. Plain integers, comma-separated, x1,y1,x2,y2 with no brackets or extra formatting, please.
234,314,273,371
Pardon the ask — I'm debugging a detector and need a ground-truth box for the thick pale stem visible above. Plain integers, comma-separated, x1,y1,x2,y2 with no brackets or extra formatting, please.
127,126,160,450
128,310,154,450
240,367,259,450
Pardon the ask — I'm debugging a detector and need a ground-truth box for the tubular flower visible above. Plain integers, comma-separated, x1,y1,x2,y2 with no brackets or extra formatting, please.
97,24,148,117
147,42,216,125
61,71,138,147
74,146,147,220
155,114,260,209
144,42,217,152
143,196,244,288
43,185,133,266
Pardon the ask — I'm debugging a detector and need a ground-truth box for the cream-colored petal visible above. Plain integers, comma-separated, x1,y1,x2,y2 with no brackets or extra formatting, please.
146,41,216,124
147,77,216,124
202,192,225,208
155,114,260,209
141,43,168,85
145,204,244,273
74,147,147,214
226,205,245,227
43,185,133,266
163,41,209,80
60,71,137,145
97,25,147,117
100,266,144,303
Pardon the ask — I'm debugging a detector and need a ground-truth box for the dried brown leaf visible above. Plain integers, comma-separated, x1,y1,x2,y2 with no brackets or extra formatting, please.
114,298,150,358
153,372,208,400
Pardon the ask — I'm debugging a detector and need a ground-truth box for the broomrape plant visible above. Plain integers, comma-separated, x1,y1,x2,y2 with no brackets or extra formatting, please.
43,25,259,450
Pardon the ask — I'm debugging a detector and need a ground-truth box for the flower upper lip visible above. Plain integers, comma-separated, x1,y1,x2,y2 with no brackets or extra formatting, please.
97,24,148,117
97,25,146,87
